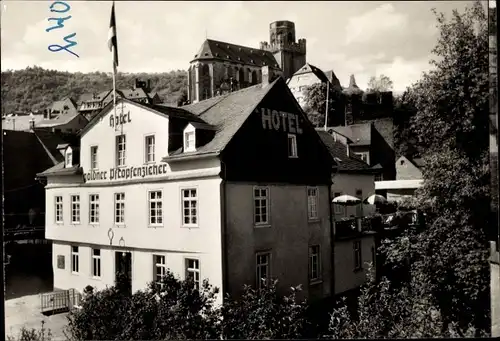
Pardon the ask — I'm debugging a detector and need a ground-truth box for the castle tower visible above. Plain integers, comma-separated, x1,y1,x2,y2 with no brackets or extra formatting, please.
259,21,306,80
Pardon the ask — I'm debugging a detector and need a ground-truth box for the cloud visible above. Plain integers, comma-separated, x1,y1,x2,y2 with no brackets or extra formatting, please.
345,4,408,45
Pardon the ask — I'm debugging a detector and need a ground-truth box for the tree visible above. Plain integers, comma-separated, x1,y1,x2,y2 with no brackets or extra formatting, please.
220,280,309,339
302,82,342,127
330,1,491,336
65,273,310,340
366,74,393,93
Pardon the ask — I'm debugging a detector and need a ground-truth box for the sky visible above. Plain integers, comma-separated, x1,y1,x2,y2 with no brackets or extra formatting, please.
0,1,483,92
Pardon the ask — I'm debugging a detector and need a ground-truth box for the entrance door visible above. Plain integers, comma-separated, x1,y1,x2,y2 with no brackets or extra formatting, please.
115,251,132,294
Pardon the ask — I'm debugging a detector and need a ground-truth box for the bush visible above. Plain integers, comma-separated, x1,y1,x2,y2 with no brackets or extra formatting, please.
7,321,52,341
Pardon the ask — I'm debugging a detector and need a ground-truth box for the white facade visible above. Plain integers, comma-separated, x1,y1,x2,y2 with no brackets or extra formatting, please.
45,101,224,301
287,72,323,108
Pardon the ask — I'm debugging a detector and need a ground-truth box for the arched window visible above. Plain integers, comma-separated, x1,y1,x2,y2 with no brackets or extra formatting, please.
271,33,276,45
251,70,257,85
239,68,245,85
200,64,210,100
287,32,293,44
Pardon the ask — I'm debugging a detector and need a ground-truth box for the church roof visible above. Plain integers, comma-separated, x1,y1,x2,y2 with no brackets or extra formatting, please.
191,39,280,69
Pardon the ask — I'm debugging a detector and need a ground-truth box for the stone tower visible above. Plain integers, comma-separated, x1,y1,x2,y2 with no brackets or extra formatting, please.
259,21,306,80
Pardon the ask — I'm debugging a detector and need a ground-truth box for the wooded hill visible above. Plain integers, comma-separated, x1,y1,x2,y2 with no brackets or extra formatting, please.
1,66,188,114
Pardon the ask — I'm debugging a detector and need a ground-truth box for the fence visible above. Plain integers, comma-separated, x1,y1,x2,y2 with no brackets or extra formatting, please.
40,289,81,314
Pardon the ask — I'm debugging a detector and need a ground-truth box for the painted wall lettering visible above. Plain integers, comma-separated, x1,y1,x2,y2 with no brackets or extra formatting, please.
83,163,168,182
110,111,132,128
46,1,79,58
259,108,303,134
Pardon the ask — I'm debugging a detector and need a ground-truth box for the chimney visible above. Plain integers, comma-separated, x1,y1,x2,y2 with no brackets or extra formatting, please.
261,66,271,87
147,79,151,92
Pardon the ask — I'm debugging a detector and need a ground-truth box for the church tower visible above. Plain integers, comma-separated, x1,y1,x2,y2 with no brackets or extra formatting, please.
259,21,306,80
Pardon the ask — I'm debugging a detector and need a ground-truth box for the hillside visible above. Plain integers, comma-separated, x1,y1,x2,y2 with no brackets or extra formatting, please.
1,66,188,114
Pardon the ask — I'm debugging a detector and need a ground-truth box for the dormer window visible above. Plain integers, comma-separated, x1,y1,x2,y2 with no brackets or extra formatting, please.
65,148,73,168
184,129,196,152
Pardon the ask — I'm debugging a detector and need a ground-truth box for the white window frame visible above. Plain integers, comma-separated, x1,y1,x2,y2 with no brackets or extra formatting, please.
55,196,63,224
116,134,126,167
89,194,99,225
154,255,166,287
185,258,200,290
65,150,73,167
91,248,101,278
148,190,163,226
307,187,319,221
90,145,98,170
256,252,271,290
184,131,196,152
253,186,270,227
71,246,79,274
287,133,298,158
145,135,155,163
354,152,369,164
309,245,321,282
353,240,362,271
114,192,125,226
181,188,198,227
333,192,344,215
70,195,80,224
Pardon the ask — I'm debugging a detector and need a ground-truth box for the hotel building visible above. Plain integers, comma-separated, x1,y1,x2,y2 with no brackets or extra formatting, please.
38,69,336,303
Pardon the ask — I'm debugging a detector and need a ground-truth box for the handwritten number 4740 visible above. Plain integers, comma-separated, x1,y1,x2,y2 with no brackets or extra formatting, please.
46,1,79,58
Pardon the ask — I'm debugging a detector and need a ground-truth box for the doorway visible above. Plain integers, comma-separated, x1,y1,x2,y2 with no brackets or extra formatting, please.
115,251,132,294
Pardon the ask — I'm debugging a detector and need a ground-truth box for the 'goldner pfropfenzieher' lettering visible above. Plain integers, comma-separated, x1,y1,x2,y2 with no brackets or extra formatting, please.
83,163,168,182
259,108,303,134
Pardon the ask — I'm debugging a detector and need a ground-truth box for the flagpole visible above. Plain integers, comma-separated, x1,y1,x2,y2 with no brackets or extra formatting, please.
324,81,329,131
112,59,117,129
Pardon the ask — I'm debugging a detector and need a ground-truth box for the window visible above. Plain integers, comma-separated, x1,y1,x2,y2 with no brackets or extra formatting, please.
89,194,99,224
182,189,198,226
356,189,363,217
333,192,344,215
256,252,270,289
65,150,72,167
154,255,166,286
149,191,163,226
55,196,63,223
375,173,383,182
71,246,79,273
371,246,376,268
145,135,155,163
116,134,126,167
92,249,101,278
307,187,319,220
184,131,195,151
185,258,200,290
70,195,80,224
114,193,125,225
90,146,98,169
288,134,298,158
353,240,362,270
254,187,269,226
354,152,368,164
309,245,321,282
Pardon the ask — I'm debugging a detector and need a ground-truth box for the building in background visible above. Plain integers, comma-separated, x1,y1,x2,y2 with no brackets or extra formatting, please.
187,20,306,104
38,70,337,303
287,63,342,108
2,113,44,131
327,122,395,181
375,155,424,202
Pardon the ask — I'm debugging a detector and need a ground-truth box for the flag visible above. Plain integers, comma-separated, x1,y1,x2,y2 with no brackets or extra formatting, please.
107,2,118,72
